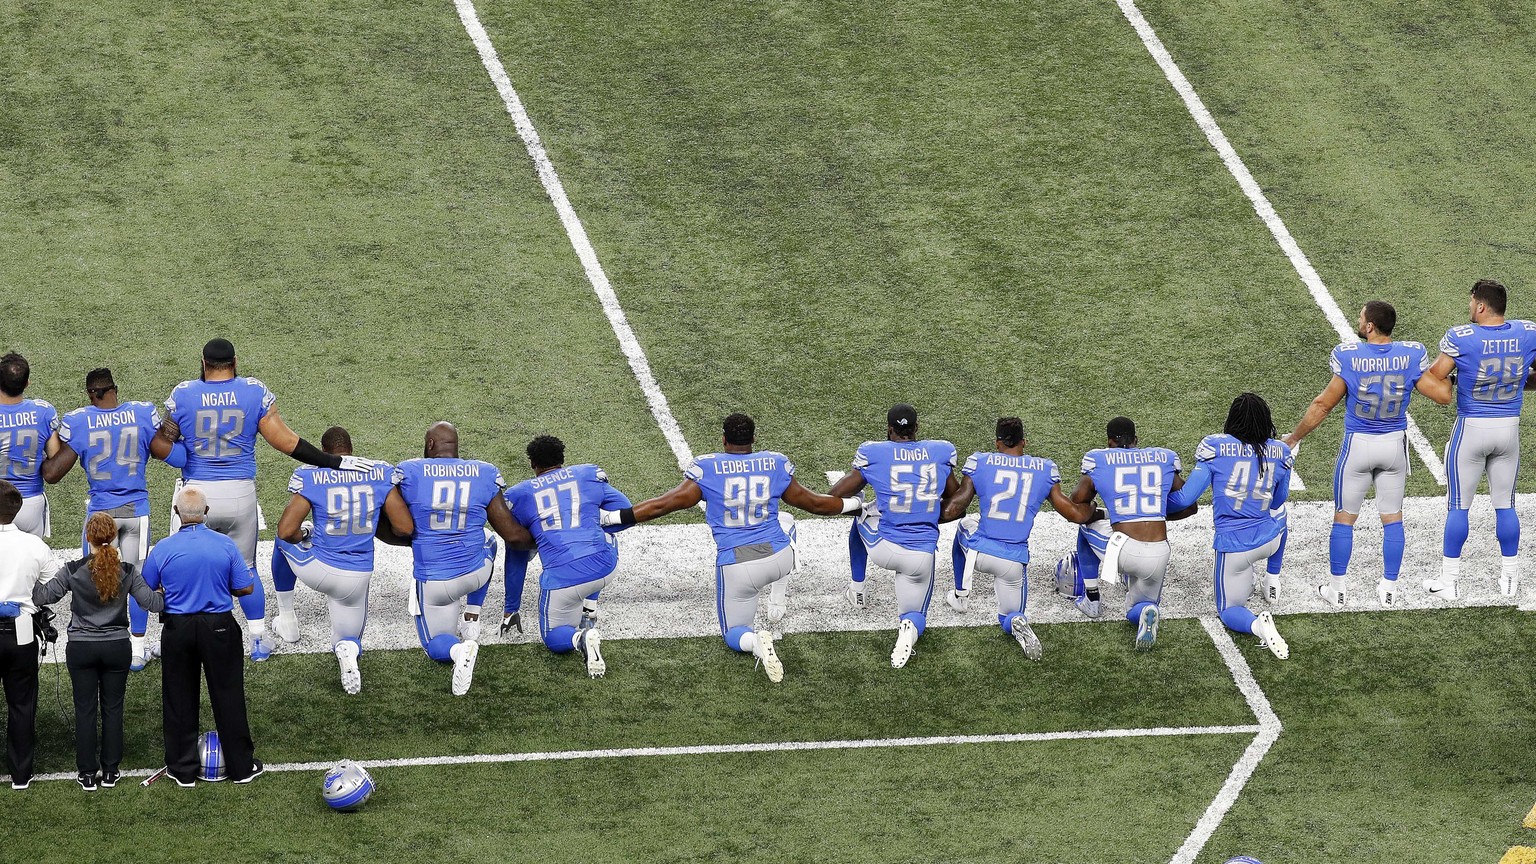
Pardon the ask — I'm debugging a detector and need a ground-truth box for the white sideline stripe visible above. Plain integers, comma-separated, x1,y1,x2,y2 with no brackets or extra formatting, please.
29,724,1262,784
453,0,694,470
1114,0,1448,487
1168,617,1285,864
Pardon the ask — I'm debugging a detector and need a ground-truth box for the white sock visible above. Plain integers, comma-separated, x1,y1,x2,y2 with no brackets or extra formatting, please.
275,590,296,616
130,634,146,655
739,631,759,654
1329,575,1348,594
1441,557,1461,581
248,619,266,637
1503,556,1520,579
464,604,482,618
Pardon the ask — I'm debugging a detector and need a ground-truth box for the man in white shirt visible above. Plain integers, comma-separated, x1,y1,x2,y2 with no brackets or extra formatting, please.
0,479,55,790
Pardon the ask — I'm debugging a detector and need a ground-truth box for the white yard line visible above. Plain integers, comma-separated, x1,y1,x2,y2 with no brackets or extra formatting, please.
29,724,1261,784
453,0,694,469
1167,617,1285,864
1113,0,1447,486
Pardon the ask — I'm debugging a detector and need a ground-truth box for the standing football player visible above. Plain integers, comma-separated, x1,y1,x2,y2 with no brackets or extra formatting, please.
1065,417,1191,650
153,339,377,660
269,427,396,694
0,353,61,538
384,422,531,695
1282,301,1450,608
1169,394,1294,658
826,404,960,669
1418,279,1536,599
505,436,633,679
601,413,863,681
940,417,1095,660
41,368,182,670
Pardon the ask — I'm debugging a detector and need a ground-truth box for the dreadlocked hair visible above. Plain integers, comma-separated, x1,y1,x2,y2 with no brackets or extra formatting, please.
1223,392,1275,475
85,512,122,603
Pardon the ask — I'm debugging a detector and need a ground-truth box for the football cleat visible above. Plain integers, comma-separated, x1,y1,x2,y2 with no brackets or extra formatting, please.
1263,573,1281,603
336,641,362,695
130,636,151,672
845,581,868,609
1316,584,1346,609
890,619,919,669
945,588,970,612
451,640,479,696
459,615,481,643
1134,605,1159,651
752,630,784,683
233,760,265,784
1253,611,1289,660
500,612,523,636
1073,595,1102,620
1422,578,1460,601
1011,617,1043,661
1500,571,1520,598
1376,578,1398,607
272,612,300,644
249,634,275,662
582,628,606,678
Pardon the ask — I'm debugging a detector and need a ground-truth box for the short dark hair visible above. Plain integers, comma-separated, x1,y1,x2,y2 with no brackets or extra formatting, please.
0,353,29,398
0,480,21,523
321,426,352,454
1361,300,1396,336
995,417,1024,446
1107,416,1136,447
723,413,755,446
527,435,565,470
85,367,116,395
1472,279,1508,315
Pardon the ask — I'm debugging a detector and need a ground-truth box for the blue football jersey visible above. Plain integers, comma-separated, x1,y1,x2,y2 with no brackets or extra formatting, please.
505,464,630,570
961,451,1059,564
1440,321,1536,418
164,377,276,481
853,439,958,551
0,399,59,498
1176,434,1293,552
1080,446,1182,524
685,451,795,565
59,402,161,516
393,458,505,580
1330,340,1431,433
288,462,395,572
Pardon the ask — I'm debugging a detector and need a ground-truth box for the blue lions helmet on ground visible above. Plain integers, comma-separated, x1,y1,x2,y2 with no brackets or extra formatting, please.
323,760,376,811
198,731,225,781
1224,857,1263,864
1054,552,1079,595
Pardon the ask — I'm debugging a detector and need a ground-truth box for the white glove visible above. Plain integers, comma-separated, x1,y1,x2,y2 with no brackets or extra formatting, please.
338,455,378,473
599,509,624,527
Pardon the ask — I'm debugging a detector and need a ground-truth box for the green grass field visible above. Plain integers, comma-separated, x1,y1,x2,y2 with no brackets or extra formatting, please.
5,0,1536,860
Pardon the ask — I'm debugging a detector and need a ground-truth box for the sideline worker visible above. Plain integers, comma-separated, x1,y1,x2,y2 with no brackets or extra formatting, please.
142,486,262,785
0,479,53,790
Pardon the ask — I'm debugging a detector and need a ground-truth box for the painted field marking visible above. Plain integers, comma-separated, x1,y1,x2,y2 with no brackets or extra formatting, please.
1500,847,1536,864
1524,799,1536,829
1113,0,1447,486
453,0,694,469
1168,617,1284,864
29,723,1261,784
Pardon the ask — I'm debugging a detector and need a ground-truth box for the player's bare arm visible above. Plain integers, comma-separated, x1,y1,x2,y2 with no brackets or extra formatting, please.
149,416,179,461
275,494,314,544
40,446,78,484
487,494,535,549
826,469,867,497
782,478,864,516
377,487,415,546
1284,375,1348,448
1416,359,1454,404
43,429,60,459
624,479,705,524
936,471,962,520
1046,483,1094,524
938,476,976,523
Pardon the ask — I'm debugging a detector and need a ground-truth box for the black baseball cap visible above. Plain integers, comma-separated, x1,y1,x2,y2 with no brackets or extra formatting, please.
1107,416,1136,443
202,338,236,363
887,403,917,431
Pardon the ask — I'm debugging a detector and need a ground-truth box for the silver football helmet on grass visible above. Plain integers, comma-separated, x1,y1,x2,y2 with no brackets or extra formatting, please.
322,760,376,811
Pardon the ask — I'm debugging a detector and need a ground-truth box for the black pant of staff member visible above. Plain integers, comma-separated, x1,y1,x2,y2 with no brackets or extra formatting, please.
0,479,56,791
141,486,263,785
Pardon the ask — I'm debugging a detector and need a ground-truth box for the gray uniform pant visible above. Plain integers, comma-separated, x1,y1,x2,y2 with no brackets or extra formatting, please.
1446,416,1520,509
279,549,369,648
956,517,1027,620
539,573,617,652
1214,535,1284,612
865,538,937,617
176,479,260,567
1118,538,1171,609
85,507,149,567
716,544,795,638
15,494,48,538
1335,430,1409,514
412,560,493,649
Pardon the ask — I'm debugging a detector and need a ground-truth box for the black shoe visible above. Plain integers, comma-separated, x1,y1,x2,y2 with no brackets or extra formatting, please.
233,760,265,784
168,770,196,788
77,772,98,792
100,771,121,788
10,777,30,791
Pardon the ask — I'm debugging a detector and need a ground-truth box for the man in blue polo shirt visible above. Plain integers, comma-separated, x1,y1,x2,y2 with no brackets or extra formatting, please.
142,486,262,786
